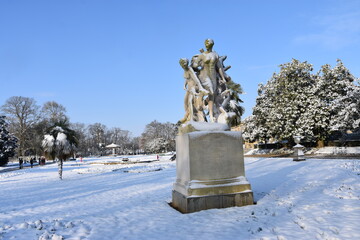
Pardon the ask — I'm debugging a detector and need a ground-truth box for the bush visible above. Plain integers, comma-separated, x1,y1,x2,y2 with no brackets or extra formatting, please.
0,157,9,166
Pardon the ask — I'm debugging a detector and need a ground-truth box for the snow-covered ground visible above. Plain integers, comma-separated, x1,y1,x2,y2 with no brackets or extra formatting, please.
245,146,360,156
1,155,359,240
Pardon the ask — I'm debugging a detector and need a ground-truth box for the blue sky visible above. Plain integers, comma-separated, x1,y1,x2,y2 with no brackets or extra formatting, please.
1,0,359,136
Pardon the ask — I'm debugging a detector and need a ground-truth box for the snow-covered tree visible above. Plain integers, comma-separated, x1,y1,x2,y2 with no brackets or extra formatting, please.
250,82,276,142
323,61,359,132
246,59,359,145
331,79,360,131
310,60,358,140
141,120,177,153
145,137,167,153
0,116,18,166
250,59,316,143
42,121,78,179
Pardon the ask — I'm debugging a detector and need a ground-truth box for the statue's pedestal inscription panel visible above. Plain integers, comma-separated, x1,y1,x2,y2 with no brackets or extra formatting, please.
172,131,253,213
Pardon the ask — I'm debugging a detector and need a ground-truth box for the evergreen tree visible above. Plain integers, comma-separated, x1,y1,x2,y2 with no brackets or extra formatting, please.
0,116,18,166
252,59,316,143
247,59,359,145
311,60,358,140
331,78,360,132
250,83,275,142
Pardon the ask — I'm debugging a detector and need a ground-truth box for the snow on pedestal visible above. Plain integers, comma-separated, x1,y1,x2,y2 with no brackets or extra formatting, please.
172,122,253,213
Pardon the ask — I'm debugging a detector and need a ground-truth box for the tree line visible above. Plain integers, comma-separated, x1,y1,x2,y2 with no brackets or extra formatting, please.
243,59,360,146
0,96,177,165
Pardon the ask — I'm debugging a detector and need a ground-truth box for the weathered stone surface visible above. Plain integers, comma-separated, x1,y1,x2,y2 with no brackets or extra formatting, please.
172,190,254,213
179,39,240,126
172,131,253,213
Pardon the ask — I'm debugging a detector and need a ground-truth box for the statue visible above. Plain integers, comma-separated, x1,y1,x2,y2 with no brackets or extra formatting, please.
179,58,208,123
180,39,243,126
172,40,253,213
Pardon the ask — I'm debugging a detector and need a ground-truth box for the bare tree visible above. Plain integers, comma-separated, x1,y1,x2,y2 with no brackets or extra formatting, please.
1,96,40,155
71,122,87,156
41,101,68,125
129,137,140,155
88,123,106,155
107,128,131,154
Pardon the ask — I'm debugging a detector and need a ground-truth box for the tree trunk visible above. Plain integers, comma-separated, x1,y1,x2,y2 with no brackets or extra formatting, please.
58,159,63,180
317,140,325,148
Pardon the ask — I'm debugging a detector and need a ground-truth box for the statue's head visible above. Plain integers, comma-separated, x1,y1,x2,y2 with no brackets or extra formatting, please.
204,39,214,50
179,58,189,69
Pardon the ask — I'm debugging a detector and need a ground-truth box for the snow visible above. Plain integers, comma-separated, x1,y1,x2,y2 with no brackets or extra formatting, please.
190,130,241,140
316,147,360,155
43,135,55,148
56,132,67,144
1,155,359,239
182,121,230,132
245,146,360,156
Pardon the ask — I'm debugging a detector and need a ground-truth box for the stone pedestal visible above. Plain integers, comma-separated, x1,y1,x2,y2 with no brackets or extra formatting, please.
293,144,306,161
172,131,253,213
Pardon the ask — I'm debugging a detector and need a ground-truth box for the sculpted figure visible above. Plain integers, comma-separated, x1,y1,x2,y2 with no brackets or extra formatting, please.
179,58,208,123
180,39,243,127
191,39,227,122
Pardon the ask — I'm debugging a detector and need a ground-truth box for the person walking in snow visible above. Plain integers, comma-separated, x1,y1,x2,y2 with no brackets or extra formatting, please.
19,158,23,169
30,158,34,168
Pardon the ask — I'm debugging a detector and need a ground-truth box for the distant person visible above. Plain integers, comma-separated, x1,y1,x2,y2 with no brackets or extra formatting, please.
30,158,34,168
19,158,23,169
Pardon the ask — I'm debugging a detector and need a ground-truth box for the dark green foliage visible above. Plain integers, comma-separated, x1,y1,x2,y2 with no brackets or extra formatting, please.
0,116,18,166
43,119,78,161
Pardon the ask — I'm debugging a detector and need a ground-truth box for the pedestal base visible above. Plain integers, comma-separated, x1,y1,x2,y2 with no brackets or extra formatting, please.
172,130,253,213
293,146,306,161
172,190,254,213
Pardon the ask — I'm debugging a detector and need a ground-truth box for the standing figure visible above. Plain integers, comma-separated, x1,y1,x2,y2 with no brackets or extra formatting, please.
19,157,23,169
191,39,227,122
179,39,244,127
179,58,208,123
30,157,34,168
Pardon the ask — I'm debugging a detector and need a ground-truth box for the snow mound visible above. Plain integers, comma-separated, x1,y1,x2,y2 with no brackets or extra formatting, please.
0,219,89,240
